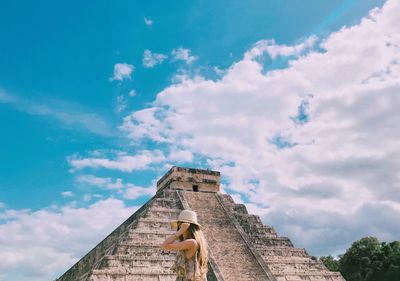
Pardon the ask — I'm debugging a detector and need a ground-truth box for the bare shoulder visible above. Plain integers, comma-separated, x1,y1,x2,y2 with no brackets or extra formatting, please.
160,238,198,252
186,239,198,249
184,239,199,259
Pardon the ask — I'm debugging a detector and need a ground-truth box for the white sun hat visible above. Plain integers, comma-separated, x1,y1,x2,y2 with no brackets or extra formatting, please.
170,209,202,229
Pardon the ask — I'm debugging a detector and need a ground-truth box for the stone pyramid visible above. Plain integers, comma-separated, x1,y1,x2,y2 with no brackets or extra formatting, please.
57,166,345,281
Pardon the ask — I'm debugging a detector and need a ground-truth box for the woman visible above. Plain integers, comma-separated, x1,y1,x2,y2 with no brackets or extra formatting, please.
160,209,208,281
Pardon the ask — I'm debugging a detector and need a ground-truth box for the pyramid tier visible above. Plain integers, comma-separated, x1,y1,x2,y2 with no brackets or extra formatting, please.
102,254,175,268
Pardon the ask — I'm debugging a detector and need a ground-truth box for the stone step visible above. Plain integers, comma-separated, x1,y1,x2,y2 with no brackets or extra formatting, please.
268,261,329,275
105,254,176,261
274,272,344,281
113,250,175,260
232,203,249,214
103,255,175,268
127,230,175,242
253,226,277,236
263,256,318,263
143,207,182,219
220,193,235,204
128,228,175,235
248,235,293,247
89,268,175,279
151,198,180,209
93,267,174,275
135,217,174,230
233,213,264,228
160,189,178,198
255,245,309,257
226,273,271,281
114,244,176,257
114,242,169,255
246,232,279,241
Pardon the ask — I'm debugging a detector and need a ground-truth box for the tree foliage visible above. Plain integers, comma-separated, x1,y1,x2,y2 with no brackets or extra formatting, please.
319,237,400,281
320,255,340,272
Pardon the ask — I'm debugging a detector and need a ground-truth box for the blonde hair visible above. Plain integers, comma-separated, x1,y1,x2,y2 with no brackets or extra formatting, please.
191,224,209,278
179,223,209,278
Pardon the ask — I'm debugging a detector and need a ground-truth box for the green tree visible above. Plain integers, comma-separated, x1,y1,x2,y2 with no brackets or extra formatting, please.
374,241,400,281
340,237,381,281
319,255,340,272
325,236,400,281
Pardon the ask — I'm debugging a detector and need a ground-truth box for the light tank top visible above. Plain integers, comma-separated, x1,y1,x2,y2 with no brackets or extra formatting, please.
171,250,207,281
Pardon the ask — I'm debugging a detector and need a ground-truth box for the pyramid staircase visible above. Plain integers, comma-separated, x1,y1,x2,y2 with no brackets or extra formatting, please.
56,167,345,281
217,193,345,281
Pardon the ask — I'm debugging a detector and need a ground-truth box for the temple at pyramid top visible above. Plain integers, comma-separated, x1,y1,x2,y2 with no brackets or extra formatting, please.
157,166,221,192
57,166,345,281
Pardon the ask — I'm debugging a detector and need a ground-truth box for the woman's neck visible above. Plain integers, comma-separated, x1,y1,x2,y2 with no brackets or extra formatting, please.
183,232,193,240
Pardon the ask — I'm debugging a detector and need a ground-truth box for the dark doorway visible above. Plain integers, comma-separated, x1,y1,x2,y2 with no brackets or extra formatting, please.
193,185,199,192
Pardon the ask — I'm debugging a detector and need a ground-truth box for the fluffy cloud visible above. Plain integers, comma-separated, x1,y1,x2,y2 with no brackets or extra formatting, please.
67,146,194,176
0,199,137,281
116,94,128,112
244,35,317,60
67,149,166,172
76,175,124,190
144,16,153,26
61,191,73,198
128,89,137,97
142,49,168,68
75,174,157,200
124,184,157,200
109,63,135,81
171,47,197,64
167,148,194,163
119,0,400,255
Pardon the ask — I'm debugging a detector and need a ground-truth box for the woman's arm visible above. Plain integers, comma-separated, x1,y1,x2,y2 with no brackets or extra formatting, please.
160,223,195,251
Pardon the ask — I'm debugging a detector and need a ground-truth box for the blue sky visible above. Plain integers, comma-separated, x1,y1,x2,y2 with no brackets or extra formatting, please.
3,0,400,280
0,0,383,210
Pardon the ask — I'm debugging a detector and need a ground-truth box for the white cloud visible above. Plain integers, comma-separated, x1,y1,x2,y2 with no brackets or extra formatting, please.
244,35,318,60
171,47,197,64
61,191,73,198
75,174,156,200
167,148,193,163
170,70,192,84
0,199,138,281
83,194,92,202
67,150,166,172
142,49,167,68
124,184,156,200
76,175,124,190
116,94,128,112
109,63,135,81
0,90,113,136
128,89,137,97
119,0,400,255
119,107,170,142
212,66,227,76
144,16,153,26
